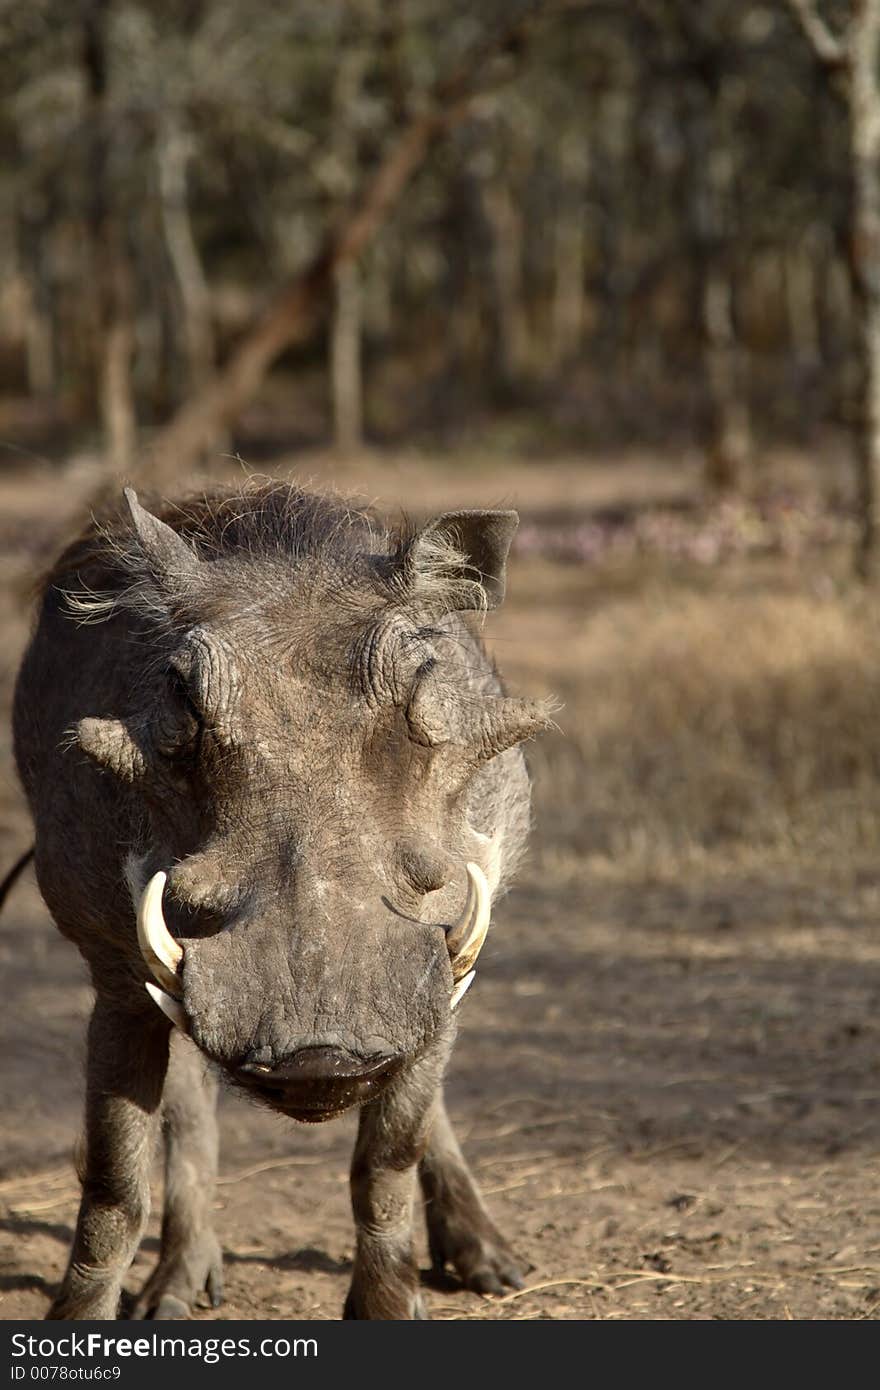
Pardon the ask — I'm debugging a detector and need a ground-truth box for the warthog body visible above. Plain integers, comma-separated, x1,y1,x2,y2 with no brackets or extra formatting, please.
12,481,549,1320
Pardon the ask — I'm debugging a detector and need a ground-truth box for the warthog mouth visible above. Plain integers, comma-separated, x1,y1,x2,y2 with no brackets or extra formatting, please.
135,862,489,1049
235,1049,406,1123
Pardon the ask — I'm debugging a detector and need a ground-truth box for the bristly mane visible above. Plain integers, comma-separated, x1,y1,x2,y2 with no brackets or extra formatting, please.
45,480,486,626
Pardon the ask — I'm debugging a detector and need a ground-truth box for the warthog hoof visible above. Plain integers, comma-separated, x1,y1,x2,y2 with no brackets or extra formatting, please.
429,1216,528,1297
132,1230,223,1319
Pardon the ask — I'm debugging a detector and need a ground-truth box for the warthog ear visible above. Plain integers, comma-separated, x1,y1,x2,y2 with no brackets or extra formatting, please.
76,717,147,781
405,510,519,611
124,488,200,585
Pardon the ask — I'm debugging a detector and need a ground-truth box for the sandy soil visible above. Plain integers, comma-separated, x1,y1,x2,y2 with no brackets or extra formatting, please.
2,454,880,1321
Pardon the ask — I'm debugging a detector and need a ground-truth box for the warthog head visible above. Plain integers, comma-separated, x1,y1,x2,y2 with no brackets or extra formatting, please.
73,487,549,1121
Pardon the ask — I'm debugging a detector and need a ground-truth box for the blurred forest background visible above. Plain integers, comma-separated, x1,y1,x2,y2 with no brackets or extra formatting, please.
2,0,879,537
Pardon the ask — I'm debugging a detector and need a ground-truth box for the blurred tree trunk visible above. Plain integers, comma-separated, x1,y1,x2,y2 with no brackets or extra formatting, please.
100,253,135,471
17,202,55,398
549,131,588,371
83,0,136,473
784,244,821,370
24,287,54,397
849,5,880,578
789,0,880,578
550,221,585,369
816,234,850,367
331,260,364,453
329,40,369,454
702,251,751,492
157,116,214,394
443,159,484,396
677,10,751,493
483,177,530,391
592,89,627,387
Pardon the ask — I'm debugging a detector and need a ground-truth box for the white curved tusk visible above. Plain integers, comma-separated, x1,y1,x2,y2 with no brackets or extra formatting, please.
446,862,490,981
137,870,183,995
145,981,189,1034
450,970,476,1011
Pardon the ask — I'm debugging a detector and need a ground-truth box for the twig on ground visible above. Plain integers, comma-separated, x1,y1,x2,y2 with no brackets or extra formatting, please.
217,1155,327,1186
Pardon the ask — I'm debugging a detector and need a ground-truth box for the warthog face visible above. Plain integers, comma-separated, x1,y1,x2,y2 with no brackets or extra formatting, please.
75,488,549,1121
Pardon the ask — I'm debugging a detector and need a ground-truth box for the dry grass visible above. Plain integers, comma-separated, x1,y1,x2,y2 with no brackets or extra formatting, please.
501,578,880,871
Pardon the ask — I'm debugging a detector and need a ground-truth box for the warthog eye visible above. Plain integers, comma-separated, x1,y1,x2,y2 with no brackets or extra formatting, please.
153,663,201,758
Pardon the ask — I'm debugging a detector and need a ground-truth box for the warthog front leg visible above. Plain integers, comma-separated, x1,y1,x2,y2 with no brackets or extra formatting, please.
47,997,168,1320
344,1045,449,1320
132,1035,222,1319
419,1091,527,1295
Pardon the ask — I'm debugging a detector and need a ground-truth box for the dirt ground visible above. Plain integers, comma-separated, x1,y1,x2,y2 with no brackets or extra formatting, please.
2,450,880,1321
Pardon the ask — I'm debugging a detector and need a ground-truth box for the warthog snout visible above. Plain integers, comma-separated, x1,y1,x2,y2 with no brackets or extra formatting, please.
237,1047,404,1121
136,862,493,1040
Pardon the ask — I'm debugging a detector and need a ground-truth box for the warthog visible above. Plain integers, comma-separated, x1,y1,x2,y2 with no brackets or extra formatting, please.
12,482,550,1320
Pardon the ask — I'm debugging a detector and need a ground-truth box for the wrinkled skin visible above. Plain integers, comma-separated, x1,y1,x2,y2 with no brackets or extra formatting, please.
12,483,547,1320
